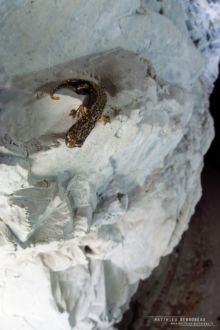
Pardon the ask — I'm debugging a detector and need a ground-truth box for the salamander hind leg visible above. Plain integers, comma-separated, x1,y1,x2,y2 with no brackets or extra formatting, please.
99,115,110,125
50,93,60,100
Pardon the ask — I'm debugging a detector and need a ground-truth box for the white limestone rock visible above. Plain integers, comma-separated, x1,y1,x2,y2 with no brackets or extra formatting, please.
0,48,214,329
144,0,220,90
0,0,204,90
182,0,220,90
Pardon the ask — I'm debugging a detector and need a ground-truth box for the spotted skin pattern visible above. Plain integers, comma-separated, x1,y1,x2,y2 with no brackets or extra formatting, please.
50,79,107,148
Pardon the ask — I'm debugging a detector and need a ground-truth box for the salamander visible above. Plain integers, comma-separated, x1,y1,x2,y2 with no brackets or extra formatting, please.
50,79,108,148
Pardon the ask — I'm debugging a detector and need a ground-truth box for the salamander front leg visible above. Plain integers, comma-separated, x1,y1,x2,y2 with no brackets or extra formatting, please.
99,115,110,125
69,105,88,118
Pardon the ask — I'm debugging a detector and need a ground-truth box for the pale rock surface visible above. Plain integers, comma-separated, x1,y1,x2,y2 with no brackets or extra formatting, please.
182,0,220,90
141,0,220,90
0,0,204,90
0,0,217,330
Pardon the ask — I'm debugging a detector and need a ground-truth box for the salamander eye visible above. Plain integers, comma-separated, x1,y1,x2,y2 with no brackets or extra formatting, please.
76,84,89,91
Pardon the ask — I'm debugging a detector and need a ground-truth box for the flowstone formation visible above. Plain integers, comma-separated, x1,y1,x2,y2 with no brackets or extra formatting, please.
0,1,217,329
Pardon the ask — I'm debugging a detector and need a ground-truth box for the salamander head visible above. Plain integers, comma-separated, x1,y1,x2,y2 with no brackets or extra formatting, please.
68,80,91,95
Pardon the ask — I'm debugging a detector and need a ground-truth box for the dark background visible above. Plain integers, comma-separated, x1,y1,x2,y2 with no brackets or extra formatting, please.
205,67,220,170
118,69,220,329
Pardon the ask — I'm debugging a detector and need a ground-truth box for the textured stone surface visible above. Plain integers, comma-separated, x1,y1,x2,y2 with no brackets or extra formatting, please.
118,166,220,329
0,48,214,329
0,0,203,89
182,0,220,90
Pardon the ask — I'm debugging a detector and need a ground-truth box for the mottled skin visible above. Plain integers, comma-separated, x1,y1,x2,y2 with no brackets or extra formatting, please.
50,79,107,147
